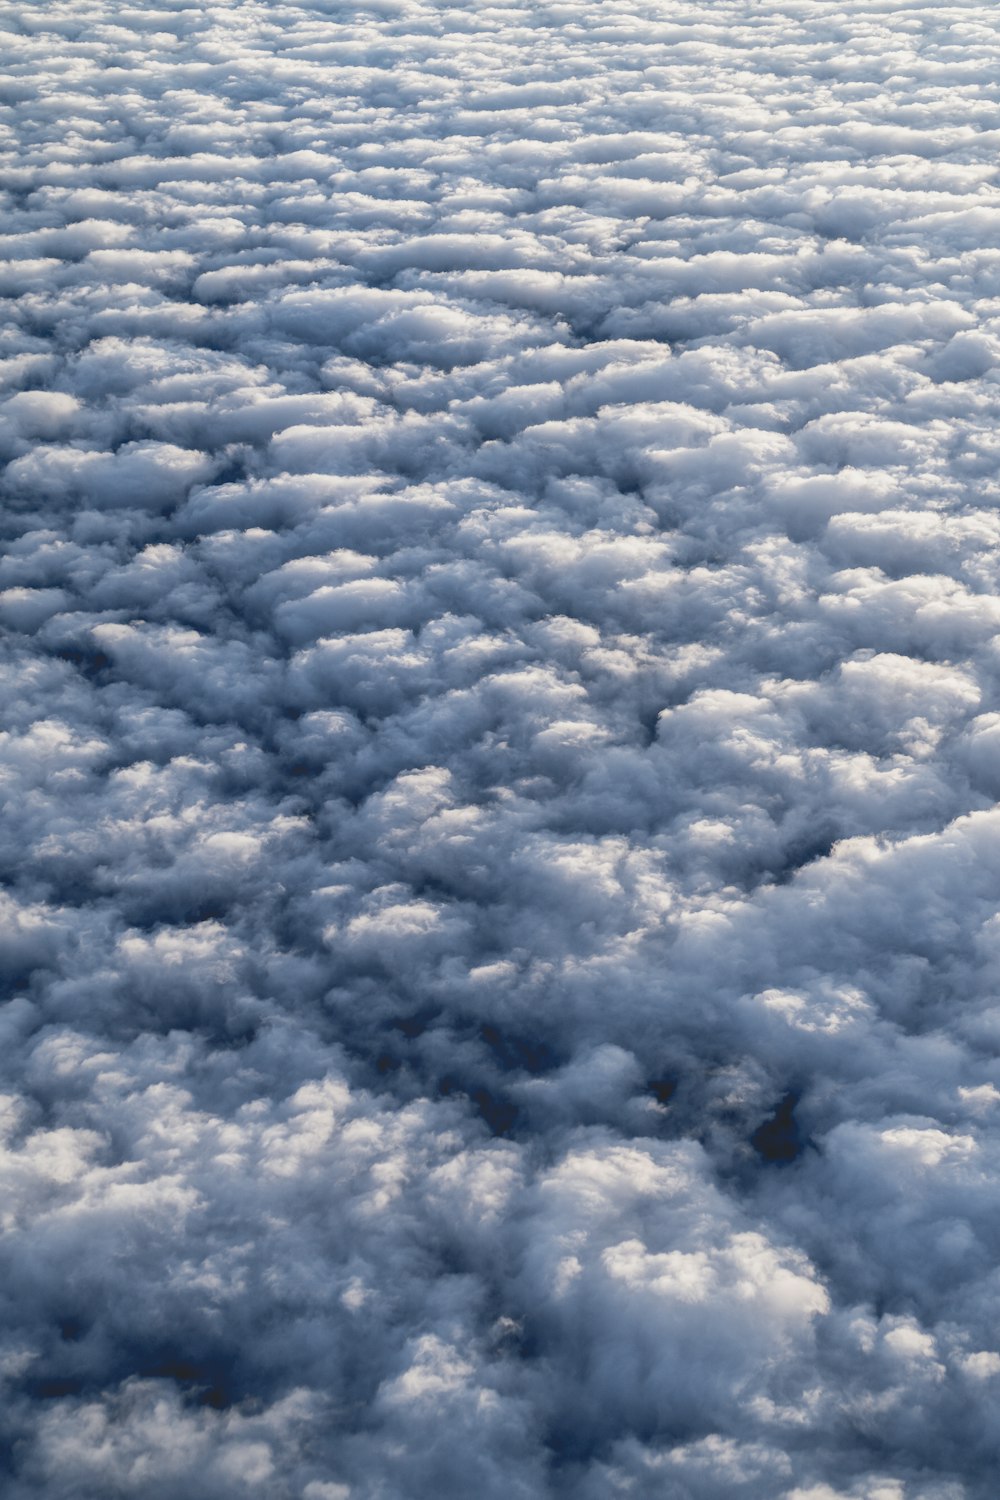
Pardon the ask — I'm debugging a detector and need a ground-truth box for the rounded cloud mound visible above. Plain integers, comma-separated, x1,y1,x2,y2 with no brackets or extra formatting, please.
3,2,1000,1497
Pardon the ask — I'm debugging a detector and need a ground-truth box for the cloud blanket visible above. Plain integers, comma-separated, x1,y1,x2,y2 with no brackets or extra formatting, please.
3,2,1000,1496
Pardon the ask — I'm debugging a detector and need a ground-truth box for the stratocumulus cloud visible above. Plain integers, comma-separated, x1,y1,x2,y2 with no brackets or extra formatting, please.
2,1,1000,1495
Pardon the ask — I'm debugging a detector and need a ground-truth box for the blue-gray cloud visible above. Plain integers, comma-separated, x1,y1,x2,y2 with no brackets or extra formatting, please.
2,2,1000,1497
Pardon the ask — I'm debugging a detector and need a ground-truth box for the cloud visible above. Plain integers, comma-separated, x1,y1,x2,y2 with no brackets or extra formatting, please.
4,0,1000,1496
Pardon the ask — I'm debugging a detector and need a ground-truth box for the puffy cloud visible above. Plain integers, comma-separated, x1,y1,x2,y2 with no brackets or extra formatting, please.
4,0,1000,1496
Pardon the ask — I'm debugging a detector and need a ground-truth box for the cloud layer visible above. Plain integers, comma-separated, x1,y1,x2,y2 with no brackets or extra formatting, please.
4,1,1000,1495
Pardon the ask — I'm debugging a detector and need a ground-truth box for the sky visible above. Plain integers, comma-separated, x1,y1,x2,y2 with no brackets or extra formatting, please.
3,1,1000,1496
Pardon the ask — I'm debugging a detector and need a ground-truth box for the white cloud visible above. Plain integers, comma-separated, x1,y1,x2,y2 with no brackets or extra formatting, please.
4,0,1000,1495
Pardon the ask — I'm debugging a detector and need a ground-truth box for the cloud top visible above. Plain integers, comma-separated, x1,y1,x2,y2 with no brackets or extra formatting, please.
3,1,1000,1496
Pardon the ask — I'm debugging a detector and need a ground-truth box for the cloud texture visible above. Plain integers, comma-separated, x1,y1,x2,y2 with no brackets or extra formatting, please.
4,0,1000,1494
